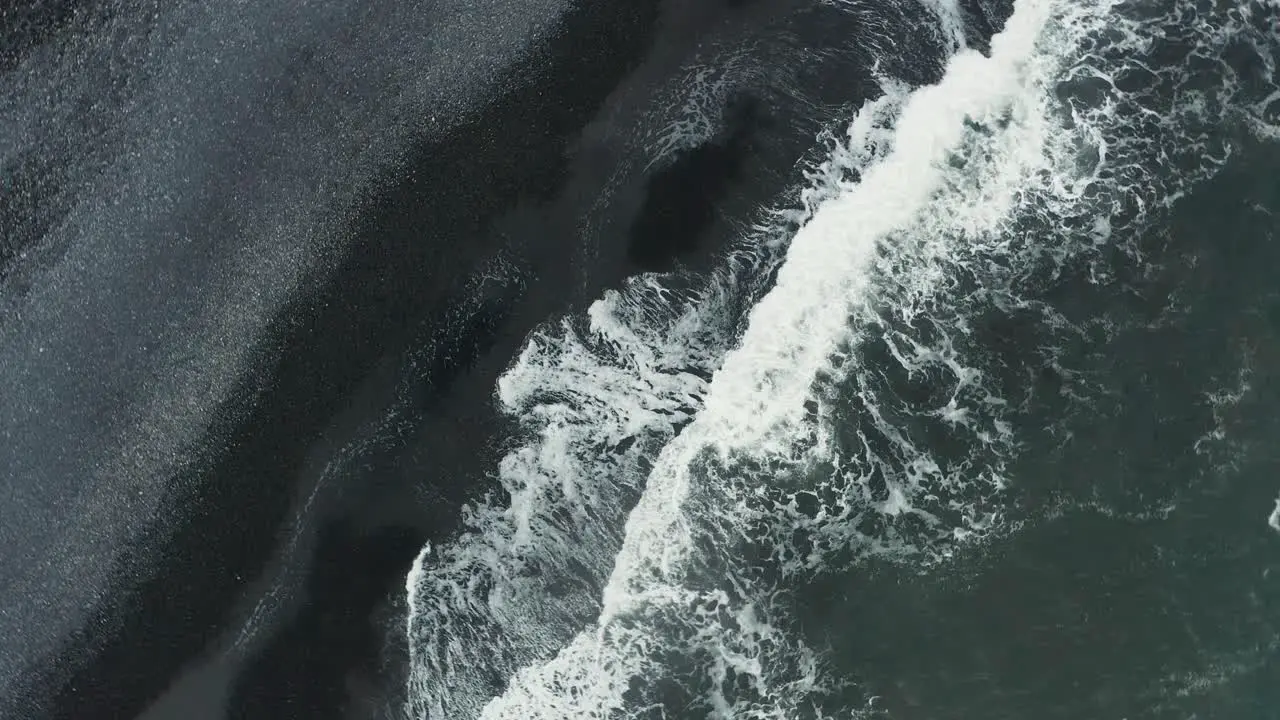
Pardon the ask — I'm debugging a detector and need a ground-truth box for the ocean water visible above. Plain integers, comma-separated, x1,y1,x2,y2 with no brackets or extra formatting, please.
1,0,1277,718
405,0,1280,718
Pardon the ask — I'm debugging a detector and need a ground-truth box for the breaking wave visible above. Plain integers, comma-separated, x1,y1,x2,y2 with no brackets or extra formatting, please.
406,0,1280,717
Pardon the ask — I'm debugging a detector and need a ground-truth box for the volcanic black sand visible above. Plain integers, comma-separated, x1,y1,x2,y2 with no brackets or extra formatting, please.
0,1,807,718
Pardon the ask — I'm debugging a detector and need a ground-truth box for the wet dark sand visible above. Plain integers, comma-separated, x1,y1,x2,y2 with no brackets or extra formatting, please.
4,2,791,718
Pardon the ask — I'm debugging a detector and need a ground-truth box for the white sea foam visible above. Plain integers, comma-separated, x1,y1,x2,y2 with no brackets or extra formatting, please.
470,3,1062,715
404,272,756,718
643,51,765,169
1269,495,1280,533
408,0,1280,717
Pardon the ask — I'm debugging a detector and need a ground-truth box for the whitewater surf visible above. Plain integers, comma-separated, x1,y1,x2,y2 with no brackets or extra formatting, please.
405,0,1280,717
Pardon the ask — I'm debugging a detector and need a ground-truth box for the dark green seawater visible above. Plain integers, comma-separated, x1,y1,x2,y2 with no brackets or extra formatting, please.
804,118,1280,720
